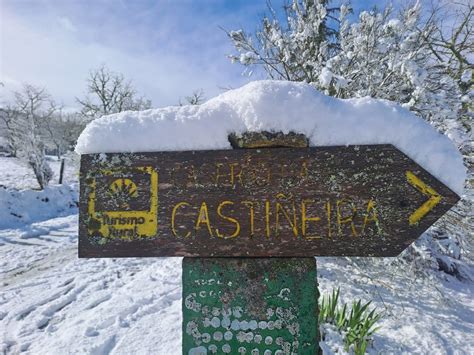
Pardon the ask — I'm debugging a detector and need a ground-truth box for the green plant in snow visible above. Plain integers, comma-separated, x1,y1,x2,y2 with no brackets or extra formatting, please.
319,288,382,354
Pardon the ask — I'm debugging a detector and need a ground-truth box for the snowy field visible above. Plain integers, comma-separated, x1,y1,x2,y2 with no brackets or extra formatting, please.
0,154,78,190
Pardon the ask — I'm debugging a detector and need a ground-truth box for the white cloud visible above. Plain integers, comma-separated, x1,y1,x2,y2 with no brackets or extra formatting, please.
57,16,77,33
0,2,258,108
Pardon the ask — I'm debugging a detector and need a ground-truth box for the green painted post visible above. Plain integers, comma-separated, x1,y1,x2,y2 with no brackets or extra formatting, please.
182,258,318,354
182,132,320,354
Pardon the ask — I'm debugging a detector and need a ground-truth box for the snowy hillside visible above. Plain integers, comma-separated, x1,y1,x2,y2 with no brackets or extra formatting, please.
1,81,472,354
0,155,79,229
0,155,78,190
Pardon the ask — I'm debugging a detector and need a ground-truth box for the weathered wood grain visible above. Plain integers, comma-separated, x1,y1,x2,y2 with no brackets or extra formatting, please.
78,145,460,257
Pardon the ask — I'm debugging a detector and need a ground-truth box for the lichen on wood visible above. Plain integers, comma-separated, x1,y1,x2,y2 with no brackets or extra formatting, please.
228,131,309,149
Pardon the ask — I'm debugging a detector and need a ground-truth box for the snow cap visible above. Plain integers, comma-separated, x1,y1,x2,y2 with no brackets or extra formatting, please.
75,80,466,194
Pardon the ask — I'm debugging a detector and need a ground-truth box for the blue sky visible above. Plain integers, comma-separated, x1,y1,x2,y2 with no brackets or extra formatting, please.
1,0,416,108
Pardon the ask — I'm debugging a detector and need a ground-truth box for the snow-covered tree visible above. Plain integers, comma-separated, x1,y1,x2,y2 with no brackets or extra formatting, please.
9,85,54,189
56,112,87,153
227,0,340,82
0,104,21,156
42,110,86,159
227,1,470,138
424,1,473,144
329,4,463,129
179,89,205,106
77,65,152,120
228,0,473,277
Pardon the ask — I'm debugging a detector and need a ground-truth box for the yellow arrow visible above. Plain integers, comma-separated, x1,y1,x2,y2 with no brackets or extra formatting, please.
406,171,442,225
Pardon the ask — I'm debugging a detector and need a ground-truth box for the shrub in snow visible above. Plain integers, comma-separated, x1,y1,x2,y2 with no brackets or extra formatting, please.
25,144,54,190
3,85,56,190
0,184,78,229
319,288,382,354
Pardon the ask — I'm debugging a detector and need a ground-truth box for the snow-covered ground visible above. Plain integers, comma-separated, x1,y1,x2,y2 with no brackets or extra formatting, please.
0,155,79,229
1,81,473,354
1,215,182,354
0,154,78,190
318,257,474,353
1,207,473,354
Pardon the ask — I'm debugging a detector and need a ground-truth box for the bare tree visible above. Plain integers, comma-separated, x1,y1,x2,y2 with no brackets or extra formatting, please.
58,112,87,152
179,89,205,106
42,106,65,159
424,1,473,132
40,108,85,159
76,65,152,120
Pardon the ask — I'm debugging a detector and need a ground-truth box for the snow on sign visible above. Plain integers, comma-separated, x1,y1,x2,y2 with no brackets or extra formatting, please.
78,144,459,257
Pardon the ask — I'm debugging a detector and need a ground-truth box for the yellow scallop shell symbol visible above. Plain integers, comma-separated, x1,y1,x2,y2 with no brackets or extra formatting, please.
109,178,138,209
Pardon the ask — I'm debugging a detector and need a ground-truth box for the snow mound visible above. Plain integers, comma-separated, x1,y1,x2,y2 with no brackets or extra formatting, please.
75,80,465,194
0,184,79,229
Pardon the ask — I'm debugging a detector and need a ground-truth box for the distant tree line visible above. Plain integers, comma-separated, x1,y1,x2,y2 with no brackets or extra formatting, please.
0,65,204,189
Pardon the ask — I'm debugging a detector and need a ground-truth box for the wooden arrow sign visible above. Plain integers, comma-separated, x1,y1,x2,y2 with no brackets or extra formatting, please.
78,144,460,257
